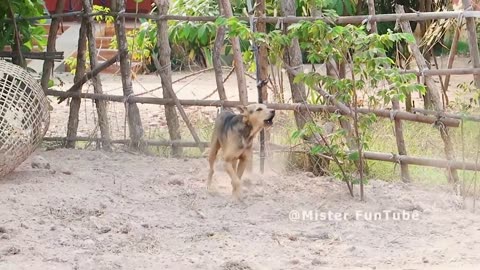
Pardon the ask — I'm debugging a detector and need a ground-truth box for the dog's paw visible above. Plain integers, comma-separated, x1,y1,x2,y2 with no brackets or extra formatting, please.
206,185,220,195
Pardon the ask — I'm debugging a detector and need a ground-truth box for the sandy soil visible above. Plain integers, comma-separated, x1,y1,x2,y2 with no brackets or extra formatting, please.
1,148,480,269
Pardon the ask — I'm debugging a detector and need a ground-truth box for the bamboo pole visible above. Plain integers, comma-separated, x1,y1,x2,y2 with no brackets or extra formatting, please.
42,137,480,172
413,108,480,122
219,0,248,104
13,10,480,25
41,0,65,92
65,16,88,149
462,0,480,90
82,0,112,151
154,0,183,157
46,89,462,127
362,151,480,171
112,0,144,149
397,4,459,183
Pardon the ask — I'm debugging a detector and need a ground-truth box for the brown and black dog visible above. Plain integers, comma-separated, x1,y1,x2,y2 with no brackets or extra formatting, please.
207,104,275,199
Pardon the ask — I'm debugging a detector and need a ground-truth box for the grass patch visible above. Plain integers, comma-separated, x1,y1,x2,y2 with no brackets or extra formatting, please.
368,118,480,185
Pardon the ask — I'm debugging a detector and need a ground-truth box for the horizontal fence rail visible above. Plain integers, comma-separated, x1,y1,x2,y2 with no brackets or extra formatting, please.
42,137,480,172
10,10,480,24
45,89,464,127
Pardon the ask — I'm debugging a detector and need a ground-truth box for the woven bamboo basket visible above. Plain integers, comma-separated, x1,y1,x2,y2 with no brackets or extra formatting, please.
0,60,50,177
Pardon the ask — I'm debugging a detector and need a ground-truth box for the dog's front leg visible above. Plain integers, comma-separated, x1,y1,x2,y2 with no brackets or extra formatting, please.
224,159,242,199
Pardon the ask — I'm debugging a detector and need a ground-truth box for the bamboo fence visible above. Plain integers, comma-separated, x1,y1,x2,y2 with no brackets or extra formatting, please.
8,1,480,179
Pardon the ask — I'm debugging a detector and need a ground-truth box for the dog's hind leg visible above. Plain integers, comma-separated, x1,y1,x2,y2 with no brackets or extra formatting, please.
236,155,251,180
207,138,220,190
224,158,242,199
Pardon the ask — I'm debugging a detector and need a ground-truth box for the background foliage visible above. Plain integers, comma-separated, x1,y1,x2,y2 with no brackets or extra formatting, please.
0,0,47,52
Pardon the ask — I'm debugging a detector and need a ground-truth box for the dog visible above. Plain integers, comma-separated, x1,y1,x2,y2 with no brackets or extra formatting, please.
207,103,275,199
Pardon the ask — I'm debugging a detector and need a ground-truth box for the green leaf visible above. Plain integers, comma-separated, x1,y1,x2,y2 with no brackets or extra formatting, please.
291,130,305,140
348,151,360,161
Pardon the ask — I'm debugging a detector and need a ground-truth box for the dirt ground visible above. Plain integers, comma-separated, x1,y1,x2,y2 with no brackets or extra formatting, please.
1,148,480,269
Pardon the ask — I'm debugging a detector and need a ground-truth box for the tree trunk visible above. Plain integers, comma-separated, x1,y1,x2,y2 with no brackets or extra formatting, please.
82,0,112,150
41,0,65,91
112,0,144,149
213,0,227,101
66,17,88,149
154,0,182,157
280,1,312,130
280,0,330,176
219,0,248,104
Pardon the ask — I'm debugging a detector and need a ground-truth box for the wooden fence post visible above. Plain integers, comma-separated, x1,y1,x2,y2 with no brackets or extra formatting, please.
367,0,410,182
112,0,145,149
66,14,88,149
219,0,248,104
154,0,183,157
254,0,270,173
82,0,112,150
41,0,65,92
462,0,480,91
212,0,227,101
396,4,459,183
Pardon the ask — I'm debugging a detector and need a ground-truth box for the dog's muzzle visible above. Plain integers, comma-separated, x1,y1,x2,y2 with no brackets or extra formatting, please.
264,110,275,126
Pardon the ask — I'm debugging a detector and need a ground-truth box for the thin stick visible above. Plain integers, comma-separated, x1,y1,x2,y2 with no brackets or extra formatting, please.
132,67,214,97
444,24,461,96
58,52,119,104
202,67,235,100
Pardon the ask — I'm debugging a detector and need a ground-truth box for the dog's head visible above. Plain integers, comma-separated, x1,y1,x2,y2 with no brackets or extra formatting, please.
237,103,275,128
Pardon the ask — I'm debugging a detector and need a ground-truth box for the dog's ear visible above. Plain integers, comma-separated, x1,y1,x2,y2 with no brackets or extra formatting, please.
236,105,248,115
